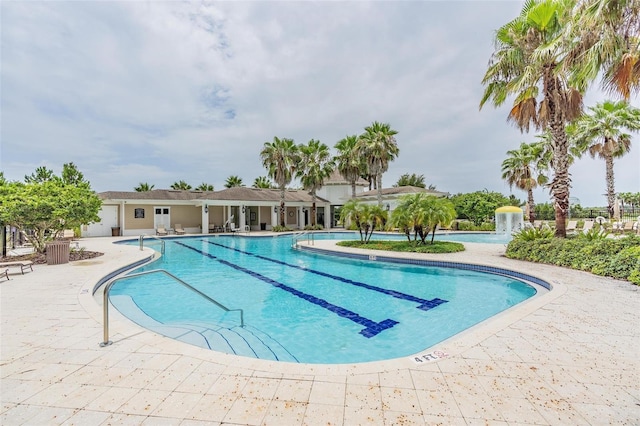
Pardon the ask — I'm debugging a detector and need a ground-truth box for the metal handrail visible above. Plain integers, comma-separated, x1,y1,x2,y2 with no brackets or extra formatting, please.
100,269,244,347
292,231,314,248
139,234,165,254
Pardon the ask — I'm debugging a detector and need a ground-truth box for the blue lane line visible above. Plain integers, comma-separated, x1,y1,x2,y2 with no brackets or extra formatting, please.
203,239,448,312
174,241,398,338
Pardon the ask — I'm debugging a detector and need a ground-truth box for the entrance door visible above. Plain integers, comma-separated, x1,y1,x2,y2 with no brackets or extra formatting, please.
83,205,118,237
154,207,170,229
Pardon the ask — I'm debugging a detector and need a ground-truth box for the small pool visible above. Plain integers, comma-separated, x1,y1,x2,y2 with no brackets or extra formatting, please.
110,233,539,364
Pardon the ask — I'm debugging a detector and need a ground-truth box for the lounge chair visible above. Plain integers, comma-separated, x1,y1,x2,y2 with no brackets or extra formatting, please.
581,220,594,234
156,225,168,236
621,221,635,233
174,224,186,235
0,261,34,274
230,223,249,233
566,220,578,233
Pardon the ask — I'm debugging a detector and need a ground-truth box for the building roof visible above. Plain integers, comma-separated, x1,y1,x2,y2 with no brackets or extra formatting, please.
99,187,329,203
99,189,214,201
355,186,449,199
323,169,368,186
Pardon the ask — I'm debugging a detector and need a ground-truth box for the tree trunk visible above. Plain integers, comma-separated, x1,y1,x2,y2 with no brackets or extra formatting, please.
545,75,570,238
527,188,536,223
376,173,383,208
311,193,317,226
279,187,286,227
605,153,616,218
351,182,356,199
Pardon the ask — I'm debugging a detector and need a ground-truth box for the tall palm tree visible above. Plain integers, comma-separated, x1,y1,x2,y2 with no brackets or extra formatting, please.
569,0,640,100
573,100,640,217
195,183,214,191
170,180,192,190
252,176,274,189
355,121,399,207
335,135,363,199
134,182,155,192
501,142,548,223
224,175,245,188
260,137,300,226
480,0,584,237
297,139,335,226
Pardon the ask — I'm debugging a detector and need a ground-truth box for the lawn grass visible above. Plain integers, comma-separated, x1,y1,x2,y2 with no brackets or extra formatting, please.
336,240,465,254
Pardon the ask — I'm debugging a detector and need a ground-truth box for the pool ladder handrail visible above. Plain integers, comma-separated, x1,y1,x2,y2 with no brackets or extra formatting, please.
292,231,314,248
139,234,165,254
100,269,244,347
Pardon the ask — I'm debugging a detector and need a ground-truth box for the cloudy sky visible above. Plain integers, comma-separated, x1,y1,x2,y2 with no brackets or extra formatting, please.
1,1,638,207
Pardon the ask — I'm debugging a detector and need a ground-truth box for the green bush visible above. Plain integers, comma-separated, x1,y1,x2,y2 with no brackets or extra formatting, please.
455,221,495,231
512,227,554,241
271,225,292,232
304,224,324,230
506,235,640,284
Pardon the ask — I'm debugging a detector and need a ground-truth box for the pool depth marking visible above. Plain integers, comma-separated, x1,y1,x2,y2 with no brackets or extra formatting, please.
203,239,448,312
174,241,398,338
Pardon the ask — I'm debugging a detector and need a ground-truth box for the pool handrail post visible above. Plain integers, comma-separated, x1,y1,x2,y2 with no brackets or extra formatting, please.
139,234,165,254
100,269,244,347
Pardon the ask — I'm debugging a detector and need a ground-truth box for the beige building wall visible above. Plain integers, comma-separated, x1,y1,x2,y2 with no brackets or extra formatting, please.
207,206,225,228
170,206,202,228
285,207,297,226
259,206,272,226
124,204,154,230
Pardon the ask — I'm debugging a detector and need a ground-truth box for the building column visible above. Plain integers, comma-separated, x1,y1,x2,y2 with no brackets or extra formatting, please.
202,205,208,234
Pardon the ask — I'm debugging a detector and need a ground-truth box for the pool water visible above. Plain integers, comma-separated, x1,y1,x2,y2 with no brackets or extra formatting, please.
110,234,536,364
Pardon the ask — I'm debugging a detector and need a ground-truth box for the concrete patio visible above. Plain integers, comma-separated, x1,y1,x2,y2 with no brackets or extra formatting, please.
1,235,639,425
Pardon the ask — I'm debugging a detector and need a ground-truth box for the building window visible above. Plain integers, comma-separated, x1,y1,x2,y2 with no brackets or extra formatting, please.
134,208,145,219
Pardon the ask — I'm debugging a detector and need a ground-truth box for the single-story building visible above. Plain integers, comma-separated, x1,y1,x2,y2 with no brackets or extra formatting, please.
82,187,332,237
81,177,449,237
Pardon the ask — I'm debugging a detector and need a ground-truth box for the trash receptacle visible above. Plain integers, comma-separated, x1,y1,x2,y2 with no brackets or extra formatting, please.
46,240,70,265
260,223,267,231
111,227,120,236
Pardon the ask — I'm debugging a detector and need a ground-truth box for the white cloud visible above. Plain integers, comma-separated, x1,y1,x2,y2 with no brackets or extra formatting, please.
1,1,638,207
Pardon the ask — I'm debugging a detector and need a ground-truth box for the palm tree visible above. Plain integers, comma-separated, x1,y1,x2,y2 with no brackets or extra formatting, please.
335,135,363,199
480,0,584,237
252,176,273,189
389,193,456,244
195,183,214,191
569,0,640,100
355,121,399,208
573,100,640,218
260,137,300,226
134,182,155,192
393,173,426,188
170,180,192,190
338,200,385,243
224,175,245,188
297,139,335,226
501,142,548,223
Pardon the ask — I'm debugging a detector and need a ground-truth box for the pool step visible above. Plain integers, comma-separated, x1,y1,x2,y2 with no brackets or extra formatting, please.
110,295,298,362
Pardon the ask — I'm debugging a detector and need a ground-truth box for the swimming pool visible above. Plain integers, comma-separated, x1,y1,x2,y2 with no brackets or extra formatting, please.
110,233,538,364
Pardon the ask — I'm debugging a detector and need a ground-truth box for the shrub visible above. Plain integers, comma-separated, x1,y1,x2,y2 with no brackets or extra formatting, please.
512,227,554,241
455,221,495,231
271,225,291,232
304,224,324,230
505,234,640,284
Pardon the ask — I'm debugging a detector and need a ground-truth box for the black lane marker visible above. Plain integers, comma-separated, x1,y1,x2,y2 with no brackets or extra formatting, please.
203,239,448,312
174,241,398,338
